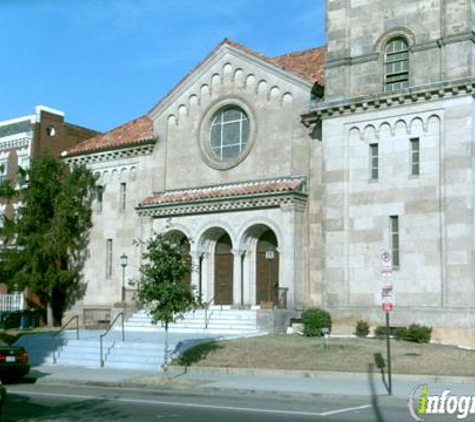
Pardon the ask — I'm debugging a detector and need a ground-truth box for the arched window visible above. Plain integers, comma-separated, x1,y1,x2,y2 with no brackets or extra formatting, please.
384,37,409,92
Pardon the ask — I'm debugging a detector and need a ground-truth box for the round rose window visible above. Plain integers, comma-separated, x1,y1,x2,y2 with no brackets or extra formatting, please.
209,106,250,161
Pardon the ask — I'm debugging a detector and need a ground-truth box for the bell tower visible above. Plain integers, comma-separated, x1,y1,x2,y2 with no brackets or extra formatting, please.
325,0,475,101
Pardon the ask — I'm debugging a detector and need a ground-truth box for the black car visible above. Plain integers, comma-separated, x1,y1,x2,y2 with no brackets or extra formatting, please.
0,339,30,381
0,379,6,417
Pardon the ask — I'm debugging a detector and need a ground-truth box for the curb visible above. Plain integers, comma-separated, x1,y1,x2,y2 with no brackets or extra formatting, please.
168,365,475,384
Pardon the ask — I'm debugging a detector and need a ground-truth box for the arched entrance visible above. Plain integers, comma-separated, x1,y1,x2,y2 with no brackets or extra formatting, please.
214,233,233,305
256,230,279,305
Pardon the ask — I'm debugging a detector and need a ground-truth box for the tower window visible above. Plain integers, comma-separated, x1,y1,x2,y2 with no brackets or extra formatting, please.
370,143,379,181
106,239,113,279
119,183,126,211
384,37,409,92
410,138,420,176
390,216,400,268
97,185,104,213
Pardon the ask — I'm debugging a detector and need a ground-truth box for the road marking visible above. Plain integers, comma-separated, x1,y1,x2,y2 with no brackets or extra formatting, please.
13,389,372,417
319,404,372,416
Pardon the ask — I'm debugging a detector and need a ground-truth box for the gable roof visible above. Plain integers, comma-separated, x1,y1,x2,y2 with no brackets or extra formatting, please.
65,115,155,157
65,39,325,157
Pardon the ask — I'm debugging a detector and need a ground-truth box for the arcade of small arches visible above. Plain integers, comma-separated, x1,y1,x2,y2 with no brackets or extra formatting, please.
163,223,288,309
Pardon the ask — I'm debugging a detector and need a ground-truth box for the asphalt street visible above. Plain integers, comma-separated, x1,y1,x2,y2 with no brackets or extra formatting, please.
1,383,450,422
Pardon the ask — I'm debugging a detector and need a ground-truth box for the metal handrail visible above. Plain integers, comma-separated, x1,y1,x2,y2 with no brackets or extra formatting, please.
275,287,289,309
51,315,79,364
99,312,124,368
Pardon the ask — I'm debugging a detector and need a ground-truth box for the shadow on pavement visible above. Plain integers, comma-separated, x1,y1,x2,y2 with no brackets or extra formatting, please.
3,391,129,422
368,363,386,422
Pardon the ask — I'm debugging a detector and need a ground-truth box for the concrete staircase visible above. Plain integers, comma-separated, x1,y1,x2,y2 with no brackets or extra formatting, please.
124,307,261,335
37,334,167,370
103,341,163,370
15,308,265,371
45,339,109,368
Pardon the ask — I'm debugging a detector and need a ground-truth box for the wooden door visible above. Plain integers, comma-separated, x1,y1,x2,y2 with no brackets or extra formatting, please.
214,234,233,305
256,231,279,305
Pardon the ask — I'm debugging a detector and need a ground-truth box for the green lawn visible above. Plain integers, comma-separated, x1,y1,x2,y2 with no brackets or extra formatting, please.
175,335,475,377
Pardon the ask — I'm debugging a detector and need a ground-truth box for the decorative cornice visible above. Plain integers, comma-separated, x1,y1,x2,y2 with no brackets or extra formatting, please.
302,77,475,124
411,40,440,52
442,31,475,45
136,193,308,218
63,141,155,165
325,31,475,70
0,134,32,152
325,53,379,69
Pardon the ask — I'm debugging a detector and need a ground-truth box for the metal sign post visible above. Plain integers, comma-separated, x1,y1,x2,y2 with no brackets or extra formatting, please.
381,250,393,395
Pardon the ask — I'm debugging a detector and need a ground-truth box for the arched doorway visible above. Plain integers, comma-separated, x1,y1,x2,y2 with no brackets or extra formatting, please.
256,230,279,305
214,233,233,305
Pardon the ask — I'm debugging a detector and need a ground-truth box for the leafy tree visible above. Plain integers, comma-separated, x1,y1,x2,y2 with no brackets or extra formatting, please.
137,232,199,372
0,155,97,326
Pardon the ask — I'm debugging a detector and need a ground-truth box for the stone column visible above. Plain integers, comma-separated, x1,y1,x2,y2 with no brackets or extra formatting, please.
279,200,305,308
247,242,257,306
201,252,211,303
190,251,201,298
232,249,244,306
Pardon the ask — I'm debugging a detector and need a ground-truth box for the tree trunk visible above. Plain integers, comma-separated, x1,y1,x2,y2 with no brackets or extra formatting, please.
46,302,53,328
163,322,169,377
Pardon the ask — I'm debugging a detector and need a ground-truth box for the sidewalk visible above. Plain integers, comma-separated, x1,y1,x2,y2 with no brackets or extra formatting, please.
27,364,475,400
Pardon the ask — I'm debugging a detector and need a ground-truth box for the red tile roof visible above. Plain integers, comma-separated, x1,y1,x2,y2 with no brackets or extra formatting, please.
140,177,306,207
222,39,325,85
271,47,325,86
66,115,154,156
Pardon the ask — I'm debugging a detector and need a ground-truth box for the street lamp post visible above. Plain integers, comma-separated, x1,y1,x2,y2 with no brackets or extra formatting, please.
120,253,128,302
265,247,275,302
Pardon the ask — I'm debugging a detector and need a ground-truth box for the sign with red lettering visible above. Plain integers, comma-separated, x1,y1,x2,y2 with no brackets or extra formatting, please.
381,251,394,312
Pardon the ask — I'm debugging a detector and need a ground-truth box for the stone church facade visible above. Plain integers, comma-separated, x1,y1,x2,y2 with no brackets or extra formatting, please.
64,0,475,344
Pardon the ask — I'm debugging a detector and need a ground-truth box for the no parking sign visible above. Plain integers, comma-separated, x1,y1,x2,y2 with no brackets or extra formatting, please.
381,251,394,312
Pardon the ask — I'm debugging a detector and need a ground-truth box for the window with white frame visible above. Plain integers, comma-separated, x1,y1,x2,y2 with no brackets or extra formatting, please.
106,239,113,278
384,37,409,92
209,106,250,161
390,216,400,268
17,155,30,185
410,138,420,176
19,155,30,171
370,143,379,181
0,159,7,184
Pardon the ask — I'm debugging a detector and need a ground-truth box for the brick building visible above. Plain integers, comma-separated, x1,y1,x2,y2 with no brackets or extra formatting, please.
0,105,98,225
0,105,98,303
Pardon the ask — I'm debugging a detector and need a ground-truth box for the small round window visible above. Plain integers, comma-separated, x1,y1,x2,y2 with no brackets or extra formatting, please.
209,106,250,161
46,126,56,137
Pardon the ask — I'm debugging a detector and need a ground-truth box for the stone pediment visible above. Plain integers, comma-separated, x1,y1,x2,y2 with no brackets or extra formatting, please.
149,39,324,121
